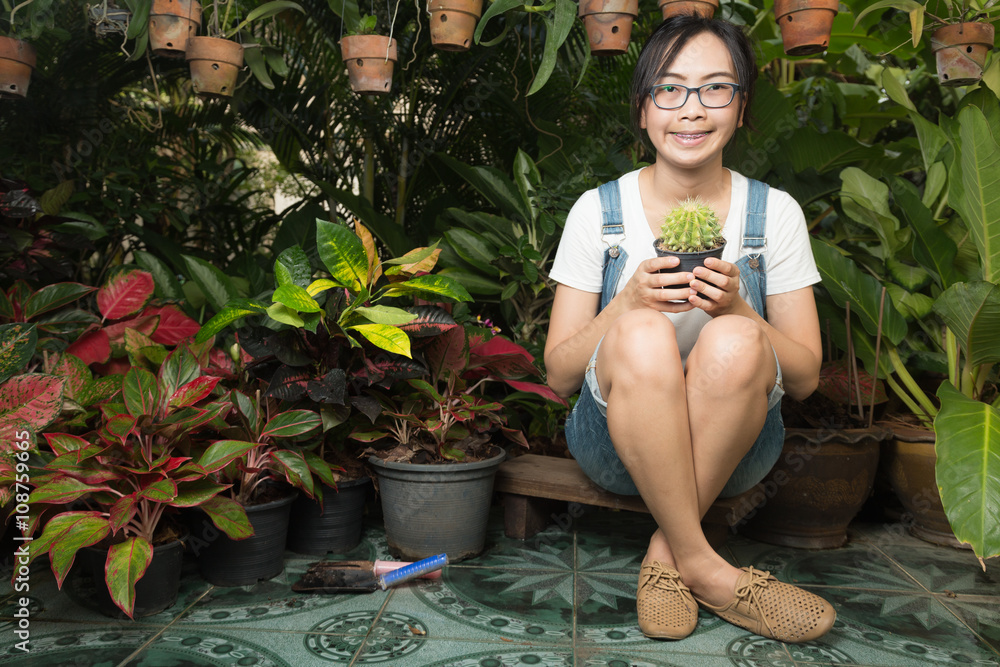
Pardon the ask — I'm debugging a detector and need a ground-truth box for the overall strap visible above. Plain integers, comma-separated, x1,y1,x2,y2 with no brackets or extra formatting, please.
597,179,630,313
735,178,769,319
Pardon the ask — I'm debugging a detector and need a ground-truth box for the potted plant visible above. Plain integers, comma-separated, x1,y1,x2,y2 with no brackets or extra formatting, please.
0,0,57,98
192,388,328,585
356,322,567,561
23,348,255,618
578,0,639,56
774,0,840,55
652,197,726,298
659,0,718,20
147,0,203,57
854,0,1000,85
186,0,303,98
812,84,1000,563
428,0,482,51
339,14,397,94
195,218,473,555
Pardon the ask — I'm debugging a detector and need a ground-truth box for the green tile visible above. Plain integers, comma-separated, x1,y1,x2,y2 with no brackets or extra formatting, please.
877,542,1000,596
936,594,1000,656
123,627,308,666
377,568,573,643
354,638,574,666
724,537,922,591
0,622,160,665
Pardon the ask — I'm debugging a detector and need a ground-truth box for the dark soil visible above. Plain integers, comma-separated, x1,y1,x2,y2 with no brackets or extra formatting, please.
781,391,882,429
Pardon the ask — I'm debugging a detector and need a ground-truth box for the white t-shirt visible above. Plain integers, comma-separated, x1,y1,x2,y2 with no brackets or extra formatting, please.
549,168,821,360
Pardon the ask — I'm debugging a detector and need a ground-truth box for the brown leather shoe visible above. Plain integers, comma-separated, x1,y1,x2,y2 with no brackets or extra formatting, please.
636,561,699,640
694,566,836,643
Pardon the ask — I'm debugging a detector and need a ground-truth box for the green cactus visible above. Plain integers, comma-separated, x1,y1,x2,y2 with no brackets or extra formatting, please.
656,197,724,252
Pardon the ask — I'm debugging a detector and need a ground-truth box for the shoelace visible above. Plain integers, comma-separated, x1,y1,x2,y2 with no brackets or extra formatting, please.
733,566,777,638
642,563,691,596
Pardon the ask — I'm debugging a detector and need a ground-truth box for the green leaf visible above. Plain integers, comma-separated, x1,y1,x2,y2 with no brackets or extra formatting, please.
260,410,321,439
933,281,1000,368
348,323,412,357
195,299,269,343
307,279,338,297
196,440,256,473
182,255,241,313
43,512,111,587
435,153,531,223
852,0,923,27
134,251,185,301
106,537,154,618
199,495,254,539
123,367,160,418
935,381,1000,560
527,0,575,96
316,220,368,292
243,42,274,89
474,0,524,43
272,284,322,313
227,0,304,36
879,68,915,112
444,229,500,275
0,323,36,384
23,283,95,321
893,177,960,288
811,238,907,345
954,106,1000,284
381,275,473,302
839,167,908,254
267,302,305,327
275,245,312,288
303,449,339,489
29,477,111,505
137,478,177,503
270,449,315,497
173,480,229,507
435,268,504,295
351,305,418,326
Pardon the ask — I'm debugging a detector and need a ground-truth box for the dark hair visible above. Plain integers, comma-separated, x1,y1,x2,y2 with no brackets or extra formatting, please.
630,15,758,151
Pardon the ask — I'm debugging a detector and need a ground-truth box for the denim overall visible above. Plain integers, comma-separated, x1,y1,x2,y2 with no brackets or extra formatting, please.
565,176,785,498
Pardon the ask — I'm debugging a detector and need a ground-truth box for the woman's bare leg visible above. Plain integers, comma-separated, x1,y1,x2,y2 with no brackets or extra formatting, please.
598,312,776,607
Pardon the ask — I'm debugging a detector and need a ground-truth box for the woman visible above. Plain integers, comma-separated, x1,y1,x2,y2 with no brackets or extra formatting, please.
544,15,836,643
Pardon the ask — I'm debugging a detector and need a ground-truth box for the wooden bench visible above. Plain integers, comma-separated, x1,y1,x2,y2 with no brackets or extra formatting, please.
494,454,764,549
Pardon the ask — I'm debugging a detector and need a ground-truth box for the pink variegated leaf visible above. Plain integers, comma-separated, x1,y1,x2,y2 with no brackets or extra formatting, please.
106,536,153,618
137,478,177,503
168,376,220,408
102,413,137,446
200,495,253,539
109,494,137,533
97,270,155,320
102,314,160,348
505,379,569,406
0,373,65,432
44,432,91,456
143,305,199,345
260,410,322,440
123,367,161,418
30,477,113,505
66,328,112,365
45,512,111,588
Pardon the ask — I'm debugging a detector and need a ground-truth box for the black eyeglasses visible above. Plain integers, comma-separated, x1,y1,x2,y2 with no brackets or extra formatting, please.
648,82,741,110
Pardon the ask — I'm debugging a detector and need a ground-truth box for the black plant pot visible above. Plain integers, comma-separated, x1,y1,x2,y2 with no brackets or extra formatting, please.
653,240,726,298
286,477,371,556
196,492,296,586
72,539,185,618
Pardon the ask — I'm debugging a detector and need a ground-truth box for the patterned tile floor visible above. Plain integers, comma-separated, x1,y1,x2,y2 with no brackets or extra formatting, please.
1,505,998,666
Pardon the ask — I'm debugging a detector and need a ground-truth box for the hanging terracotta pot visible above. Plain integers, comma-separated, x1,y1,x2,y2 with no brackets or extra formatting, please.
658,0,718,20
579,0,640,57
185,36,244,99
773,0,838,56
148,0,203,58
931,22,995,87
0,37,36,99
340,35,398,95
428,0,483,52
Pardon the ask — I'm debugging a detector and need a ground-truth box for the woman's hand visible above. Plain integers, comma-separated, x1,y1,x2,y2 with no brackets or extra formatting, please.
620,256,696,312
686,256,744,316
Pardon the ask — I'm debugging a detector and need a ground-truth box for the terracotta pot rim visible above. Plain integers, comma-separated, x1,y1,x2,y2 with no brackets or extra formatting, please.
658,0,718,5
578,0,640,19
930,22,996,50
428,0,483,12
340,34,399,61
0,36,37,69
185,36,244,65
773,0,839,17
151,0,203,23
784,426,894,444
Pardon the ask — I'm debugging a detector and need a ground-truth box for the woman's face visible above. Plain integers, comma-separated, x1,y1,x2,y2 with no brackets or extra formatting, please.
640,31,743,172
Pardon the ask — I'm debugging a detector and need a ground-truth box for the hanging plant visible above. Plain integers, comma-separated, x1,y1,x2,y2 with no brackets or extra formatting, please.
339,12,398,95
773,0,839,55
86,1,133,39
0,0,58,99
854,0,1000,86
147,0,203,58
186,0,303,99
428,0,482,51
578,0,640,57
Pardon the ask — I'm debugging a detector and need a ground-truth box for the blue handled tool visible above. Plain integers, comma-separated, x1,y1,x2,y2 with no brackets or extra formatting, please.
377,554,448,590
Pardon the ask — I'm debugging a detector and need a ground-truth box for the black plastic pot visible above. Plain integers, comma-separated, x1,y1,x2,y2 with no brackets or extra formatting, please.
653,240,726,298
72,538,185,618
195,492,296,586
286,477,371,556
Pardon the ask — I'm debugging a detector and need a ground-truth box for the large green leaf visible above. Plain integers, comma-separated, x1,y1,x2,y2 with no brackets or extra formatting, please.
933,281,1000,369
195,299,269,343
196,440,256,473
227,0,304,37
935,381,1000,561
444,229,500,276
260,410,321,439
23,283,95,321
839,167,908,254
272,284,322,313
274,245,312,288
527,0,575,96
811,239,907,345
348,323,412,358
134,251,184,301
954,106,1000,284
381,275,473,302
106,537,154,618
123,367,160,419
893,177,960,288
270,449,314,498
0,322,36,384
182,255,241,313
200,495,254,539
46,513,111,587
436,153,531,223
474,0,523,43
316,220,368,293
351,305,418,326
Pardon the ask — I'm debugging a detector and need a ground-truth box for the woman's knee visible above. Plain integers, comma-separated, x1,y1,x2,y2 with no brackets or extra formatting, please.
602,311,681,372
688,316,772,389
